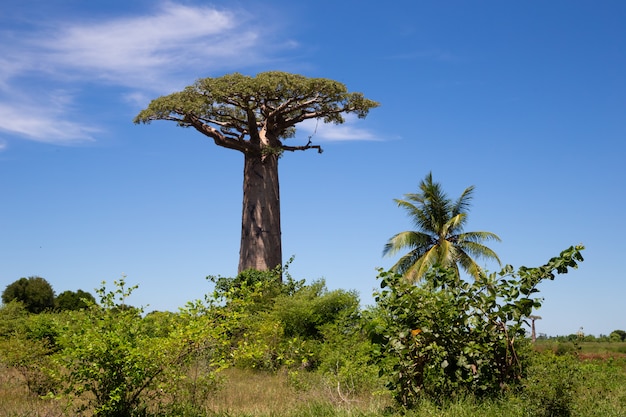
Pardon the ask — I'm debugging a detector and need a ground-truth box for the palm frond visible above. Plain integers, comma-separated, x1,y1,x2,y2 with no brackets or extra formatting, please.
403,245,440,282
443,213,467,237
383,231,432,257
457,239,502,266
451,185,474,217
384,172,501,282
455,248,484,279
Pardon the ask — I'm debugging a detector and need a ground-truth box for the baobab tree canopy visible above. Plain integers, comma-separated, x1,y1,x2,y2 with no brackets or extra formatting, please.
134,71,378,274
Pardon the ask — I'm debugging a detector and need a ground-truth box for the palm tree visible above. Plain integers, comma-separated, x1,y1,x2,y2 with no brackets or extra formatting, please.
383,172,501,282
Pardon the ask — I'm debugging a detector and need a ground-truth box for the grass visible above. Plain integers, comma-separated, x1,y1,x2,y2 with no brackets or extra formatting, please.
2,354,626,416
535,340,626,358
203,368,390,416
0,365,64,417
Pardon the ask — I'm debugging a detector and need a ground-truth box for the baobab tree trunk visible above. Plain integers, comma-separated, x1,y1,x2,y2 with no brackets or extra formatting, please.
238,152,282,274
529,315,542,343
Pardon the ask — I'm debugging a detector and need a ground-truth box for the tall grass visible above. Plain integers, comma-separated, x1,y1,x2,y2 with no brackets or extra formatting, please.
3,357,626,416
0,366,63,417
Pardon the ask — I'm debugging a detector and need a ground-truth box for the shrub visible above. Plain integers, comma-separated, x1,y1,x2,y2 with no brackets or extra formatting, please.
50,277,226,417
520,351,580,417
317,310,381,399
374,245,584,408
0,306,60,396
0,334,55,396
0,301,28,337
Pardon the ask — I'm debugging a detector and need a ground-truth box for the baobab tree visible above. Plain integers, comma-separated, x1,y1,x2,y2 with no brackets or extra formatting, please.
529,315,542,343
135,71,378,275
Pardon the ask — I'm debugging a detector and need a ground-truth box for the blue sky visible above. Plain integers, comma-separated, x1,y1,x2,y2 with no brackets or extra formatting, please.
1,1,624,337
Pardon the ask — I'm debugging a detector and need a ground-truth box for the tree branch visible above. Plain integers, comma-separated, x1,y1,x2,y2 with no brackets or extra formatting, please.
282,139,323,154
185,114,250,153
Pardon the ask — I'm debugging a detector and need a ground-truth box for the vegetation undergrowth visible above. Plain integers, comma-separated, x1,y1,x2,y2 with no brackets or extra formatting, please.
3,244,625,416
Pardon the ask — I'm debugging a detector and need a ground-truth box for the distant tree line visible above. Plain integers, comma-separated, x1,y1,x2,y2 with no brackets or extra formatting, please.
537,330,626,343
1,276,95,313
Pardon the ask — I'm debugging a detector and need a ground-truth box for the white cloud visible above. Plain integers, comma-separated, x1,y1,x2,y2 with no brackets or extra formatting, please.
297,115,379,142
26,3,266,90
0,2,379,146
0,2,273,145
0,96,98,145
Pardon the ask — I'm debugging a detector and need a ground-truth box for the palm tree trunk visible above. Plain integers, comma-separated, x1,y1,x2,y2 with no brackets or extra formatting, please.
238,153,282,274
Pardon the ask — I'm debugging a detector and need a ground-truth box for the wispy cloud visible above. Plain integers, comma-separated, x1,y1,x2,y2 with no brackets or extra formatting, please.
0,96,99,145
31,3,267,90
0,2,378,147
297,115,380,142
0,2,279,145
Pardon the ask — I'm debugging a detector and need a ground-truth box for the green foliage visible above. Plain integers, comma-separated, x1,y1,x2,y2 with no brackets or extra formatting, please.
272,280,359,340
610,329,626,342
2,276,55,314
519,351,580,417
0,300,28,337
0,306,61,396
0,334,55,396
316,309,382,398
383,173,501,281
375,245,584,408
50,277,226,417
209,261,304,312
134,71,379,138
207,265,370,377
54,289,96,311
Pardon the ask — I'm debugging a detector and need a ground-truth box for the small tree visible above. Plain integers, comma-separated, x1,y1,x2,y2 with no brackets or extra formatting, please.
55,289,96,311
2,276,55,313
375,245,584,407
135,71,378,275
52,278,227,416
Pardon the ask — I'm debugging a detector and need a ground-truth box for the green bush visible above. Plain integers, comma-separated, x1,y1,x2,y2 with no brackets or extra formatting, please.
374,245,584,408
317,310,381,398
520,351,580,417
0,306,60,396
50,278,226,417
554,342,577,356
0,334,55,396
0,301,28,337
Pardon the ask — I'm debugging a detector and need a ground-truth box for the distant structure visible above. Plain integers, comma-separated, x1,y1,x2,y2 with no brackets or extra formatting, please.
529,315,542,343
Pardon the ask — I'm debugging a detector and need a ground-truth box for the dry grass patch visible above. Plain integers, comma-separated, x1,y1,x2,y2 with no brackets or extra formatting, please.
0,366,63,417
206,368,388,416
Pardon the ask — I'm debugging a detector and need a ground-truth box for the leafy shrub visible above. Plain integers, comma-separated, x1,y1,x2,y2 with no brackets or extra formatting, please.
50,277,226,417
554,342,577,356
374,245,584,408
0,301,28,337
0,335,55,396
211,264,366,373
317,310,381,399
0,306,60,396
520,351,580,417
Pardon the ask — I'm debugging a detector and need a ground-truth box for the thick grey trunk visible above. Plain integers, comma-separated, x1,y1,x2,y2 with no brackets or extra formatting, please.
238,153,282,274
